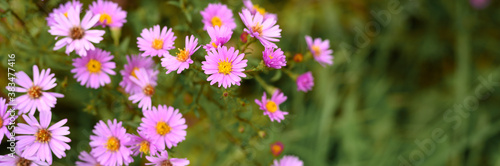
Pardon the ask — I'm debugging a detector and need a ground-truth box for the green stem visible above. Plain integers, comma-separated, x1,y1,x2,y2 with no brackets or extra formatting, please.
240,37,256,53
254,74,276,94
282,68,298,80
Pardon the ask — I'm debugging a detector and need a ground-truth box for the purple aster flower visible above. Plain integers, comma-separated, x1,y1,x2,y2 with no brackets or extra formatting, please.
161,35,201,74
296,72,314,92
11,65,64,115
75,151,102,166
71,48,116,89
146,150,189,166
137,25,177,57
128,68,159,111
0,149,49,166
263,47,286,69
239,9,281,48
127,131,161,157
88,0,127,28
90,119,133,166
201,46,248,89
272,155,303,166
46,0,83,27
138,105,187,149
0,97,12,143
470,0,490,9
203,25,233,51
255,90,288,123
243,0,278,20
305,35,333,67
119,55,156,94
49,7,105,56
200,3,237,30
15,112,71,165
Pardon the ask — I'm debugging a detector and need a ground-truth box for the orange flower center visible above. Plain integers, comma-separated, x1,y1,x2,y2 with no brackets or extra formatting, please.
176,48,190,62
152,39,164,50
35,129,51,143
312,45,321,56
211,16,223,27
265,101,277,113
99,13,112,24
218,59,232,75
143,85,155,96
251,23,263,36
156,121,171,135
106,136,120,152
87,59,101,73
28,86,42,99
131,67,140,79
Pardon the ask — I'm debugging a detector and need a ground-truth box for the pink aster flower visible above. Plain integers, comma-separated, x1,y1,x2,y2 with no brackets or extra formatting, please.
270,141,284,157
146,150,189,166
71,48,116,89
470,0,490,9
201,46,248,89
0,98,12,143
239,9,281,48
243,0,278,20
0,149,49,166
46,0,83,26
127,131,161,157
200,3,237,30
263,47,286,69
49,7,105,56
90,119,133,166
296,72,314,92
272,155,303,166
15,112,71,165
128,68,159,111
75,151,102,166
305,35,333,67
11,65,64,115
137,25,177,57
120,55,156,94
88,0,127,28
255,90,288,123
203,25,233,51
161,35,201,74
138,105,187,149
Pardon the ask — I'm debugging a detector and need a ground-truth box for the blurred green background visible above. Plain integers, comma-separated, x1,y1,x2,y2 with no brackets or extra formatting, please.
1,0,500,165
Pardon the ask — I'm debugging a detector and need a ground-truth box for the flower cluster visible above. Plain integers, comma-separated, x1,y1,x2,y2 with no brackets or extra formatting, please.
1,0,335,165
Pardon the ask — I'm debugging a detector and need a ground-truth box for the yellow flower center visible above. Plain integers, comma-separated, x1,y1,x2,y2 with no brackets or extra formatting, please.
138,140,150,155
131,67,139,79
99,13,112,24
268,55,274,59
87,59,101,73
106,136,120,152
152,39,164,50
218,59,232,75
28,86,42,99
265,101,277,113
156,121,171,136
211,16,223,27
251,23,263,36
253,5,266,15
312,45,321,56
70,26,85,39
176,48,190,62
143,85,155,96
64,12,68,17
211,42,217,48
35,128,51,143
271,144,282,154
